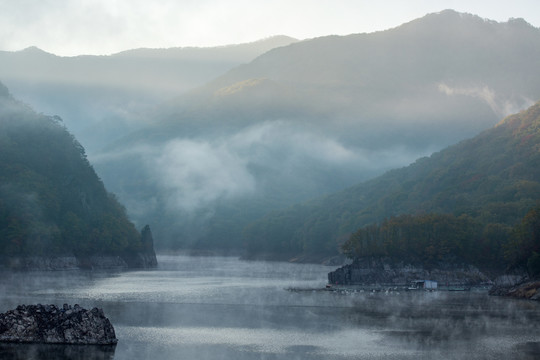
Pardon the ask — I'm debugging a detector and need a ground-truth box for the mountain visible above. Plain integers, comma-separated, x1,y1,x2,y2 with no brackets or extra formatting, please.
164,10,540,144
243,99,540,263
0,82,156,268
92,10,540,252
0,36,298,152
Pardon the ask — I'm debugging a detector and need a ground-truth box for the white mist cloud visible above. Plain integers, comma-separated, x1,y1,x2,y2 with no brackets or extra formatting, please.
137,120,425,213
154,139,256,211
438,82,534,117
438,83,498,111
228,120,357,165
228,121,358,164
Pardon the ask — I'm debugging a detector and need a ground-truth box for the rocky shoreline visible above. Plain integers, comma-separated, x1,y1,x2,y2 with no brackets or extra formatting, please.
489,270,540,300
0,225,158,271
0,253,157,271
328,257,540,301
489,280,540,300
328,257,492,287
0,304,117,345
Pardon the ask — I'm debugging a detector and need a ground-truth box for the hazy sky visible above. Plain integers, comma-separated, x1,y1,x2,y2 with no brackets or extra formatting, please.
1,0,539,56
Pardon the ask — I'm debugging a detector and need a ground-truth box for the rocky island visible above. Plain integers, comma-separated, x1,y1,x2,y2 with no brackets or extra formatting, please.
0,304,117,345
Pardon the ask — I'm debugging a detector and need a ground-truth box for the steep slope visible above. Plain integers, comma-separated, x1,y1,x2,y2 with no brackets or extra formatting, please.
243,100,540,260
0,82,156,268
93,10,540,252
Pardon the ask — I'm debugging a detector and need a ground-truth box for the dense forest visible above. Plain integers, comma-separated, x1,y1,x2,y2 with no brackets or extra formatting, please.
243,100,540,269
342,208,539,272
0,82,151,262
506,205,540,275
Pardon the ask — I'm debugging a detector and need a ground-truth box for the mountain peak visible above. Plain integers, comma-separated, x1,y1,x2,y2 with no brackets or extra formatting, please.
18,46,54,56
419,9,535,29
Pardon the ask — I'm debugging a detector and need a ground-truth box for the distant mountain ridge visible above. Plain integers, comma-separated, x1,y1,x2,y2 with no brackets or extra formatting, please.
0,36,298,152
1,35,298,92
197,10,539,126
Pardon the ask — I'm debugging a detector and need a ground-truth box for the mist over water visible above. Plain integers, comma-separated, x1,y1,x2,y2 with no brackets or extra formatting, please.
1,255,539,359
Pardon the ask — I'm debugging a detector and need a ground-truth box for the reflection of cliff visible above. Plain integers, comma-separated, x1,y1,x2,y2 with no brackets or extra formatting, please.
328,257,491,286
0,343,116,360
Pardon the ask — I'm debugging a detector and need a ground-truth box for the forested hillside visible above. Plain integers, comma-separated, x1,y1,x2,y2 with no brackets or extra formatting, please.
243,100,540,267
0,82,153,265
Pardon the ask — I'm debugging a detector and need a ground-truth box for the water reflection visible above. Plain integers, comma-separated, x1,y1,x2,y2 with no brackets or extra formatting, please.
0,343,116,360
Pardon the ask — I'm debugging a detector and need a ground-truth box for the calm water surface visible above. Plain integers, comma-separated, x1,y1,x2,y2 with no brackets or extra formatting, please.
1,255,539,359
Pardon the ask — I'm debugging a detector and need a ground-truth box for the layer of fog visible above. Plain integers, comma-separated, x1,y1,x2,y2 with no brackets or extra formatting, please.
92,119,427,220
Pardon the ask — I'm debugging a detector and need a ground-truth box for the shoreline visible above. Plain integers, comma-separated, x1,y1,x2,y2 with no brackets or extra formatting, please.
0,253,157,271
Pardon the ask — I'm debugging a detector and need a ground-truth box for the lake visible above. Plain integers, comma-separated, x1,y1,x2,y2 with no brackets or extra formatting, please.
1,255,539,359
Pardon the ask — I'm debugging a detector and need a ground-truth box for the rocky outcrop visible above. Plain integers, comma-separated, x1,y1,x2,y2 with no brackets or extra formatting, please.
328,257,491,286
489,269,540,300
0,304,117,345
122,225,158,268
489,280,540,300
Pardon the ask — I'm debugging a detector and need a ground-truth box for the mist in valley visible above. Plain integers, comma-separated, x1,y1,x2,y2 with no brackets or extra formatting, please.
84,10,540,252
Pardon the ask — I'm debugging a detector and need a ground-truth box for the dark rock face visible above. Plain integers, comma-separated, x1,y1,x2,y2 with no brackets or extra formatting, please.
489,280,540,300
122,225,158,268
0,304,117,345
328,257,491,286
489,270,540,300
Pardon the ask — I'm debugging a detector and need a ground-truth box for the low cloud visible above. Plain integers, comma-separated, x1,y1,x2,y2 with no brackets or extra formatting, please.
93,118,433,225
154,139,256,212
123,120,426,213
438,82,533,117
